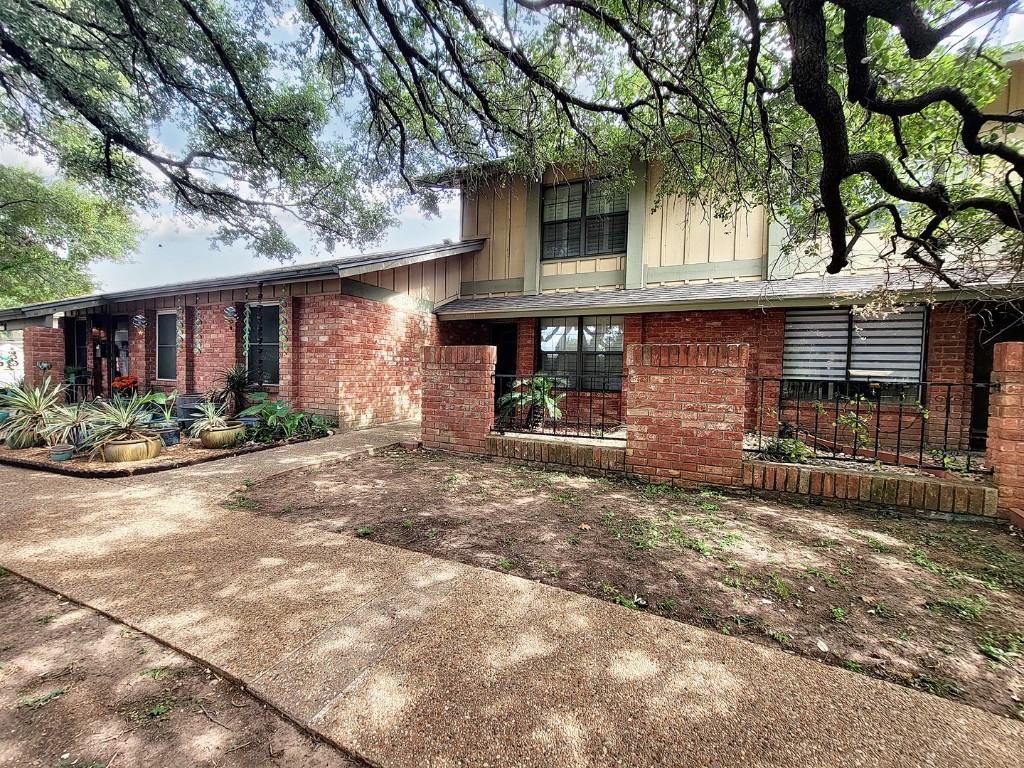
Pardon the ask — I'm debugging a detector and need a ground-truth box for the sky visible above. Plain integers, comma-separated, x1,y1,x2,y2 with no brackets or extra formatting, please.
5,10,1024,295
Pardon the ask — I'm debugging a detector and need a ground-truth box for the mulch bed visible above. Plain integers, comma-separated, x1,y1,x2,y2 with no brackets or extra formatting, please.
0,435,328,478
0,568,363,767
246,448,1024,720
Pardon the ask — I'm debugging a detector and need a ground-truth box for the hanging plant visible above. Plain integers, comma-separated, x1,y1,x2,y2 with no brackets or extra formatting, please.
279,296,289,355
193,307,204,355
131,314,147,336
223,306,238,325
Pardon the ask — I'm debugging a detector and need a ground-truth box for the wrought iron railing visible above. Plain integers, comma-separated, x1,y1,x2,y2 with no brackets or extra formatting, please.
493,373,625,440
747,377,994,473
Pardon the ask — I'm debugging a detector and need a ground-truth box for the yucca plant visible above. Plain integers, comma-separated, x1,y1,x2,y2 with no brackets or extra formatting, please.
0,377,64,448
40,402,95,448
209,364,255,416
188,401,230,437
86,392,164,454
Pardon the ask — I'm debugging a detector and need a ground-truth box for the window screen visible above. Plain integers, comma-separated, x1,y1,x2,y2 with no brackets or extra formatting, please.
156,313,177,380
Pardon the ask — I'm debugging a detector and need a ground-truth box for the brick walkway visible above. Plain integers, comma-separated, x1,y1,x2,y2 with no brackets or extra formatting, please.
1,424,1022,767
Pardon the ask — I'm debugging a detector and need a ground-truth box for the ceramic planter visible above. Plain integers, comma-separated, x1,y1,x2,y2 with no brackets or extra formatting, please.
49,444,75,462
153,425,182,447
102,436,162,463
198,422,244,449
5,428,41,450
237,416,261,429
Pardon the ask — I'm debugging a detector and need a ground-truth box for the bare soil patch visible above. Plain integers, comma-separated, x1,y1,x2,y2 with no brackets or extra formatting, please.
246,449,1024,720
0,568,364,767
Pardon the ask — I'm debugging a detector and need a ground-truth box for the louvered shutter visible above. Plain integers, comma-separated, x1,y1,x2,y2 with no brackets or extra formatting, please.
849,308,925,381
783,309,850,380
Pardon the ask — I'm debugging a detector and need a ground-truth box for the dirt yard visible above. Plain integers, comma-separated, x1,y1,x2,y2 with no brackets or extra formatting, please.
245,449,1024,720
0,569,363,767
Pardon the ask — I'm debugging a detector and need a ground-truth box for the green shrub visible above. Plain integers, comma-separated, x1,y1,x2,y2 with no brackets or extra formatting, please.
760,437,815,464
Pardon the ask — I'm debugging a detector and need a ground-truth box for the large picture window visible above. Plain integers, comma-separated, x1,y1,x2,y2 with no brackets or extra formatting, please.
782,307,927,399
156,312,177,381
246,304,280,385
541,182,628,260
539,315,624,390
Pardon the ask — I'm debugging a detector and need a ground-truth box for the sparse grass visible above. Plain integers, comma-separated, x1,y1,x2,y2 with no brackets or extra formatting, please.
769,572,790,600
830,606,847,622
33,614,55,625
925,594,988,622
870,602,897,619
657,599,677,612
680,537,712,556
425,529,438,540
439,474,462,491
226,493,258,510
18,688,65,708
139,667,166,680
281,503,294,514
565,535,581,546
976,633,1023,664
402,519,413,529
611,594,645,610
496,557,513,571
356,526,373,537
841,660,865,673
909,674,964,699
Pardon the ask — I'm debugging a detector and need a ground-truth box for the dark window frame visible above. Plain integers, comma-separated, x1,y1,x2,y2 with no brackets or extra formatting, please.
781,307,930,404
537,315,624,392
155,311,177,381
245,303,280,385
540,181,628,261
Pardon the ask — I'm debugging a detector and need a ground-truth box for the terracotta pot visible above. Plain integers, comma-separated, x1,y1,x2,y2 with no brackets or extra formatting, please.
199,422,244,449
102,437,161,463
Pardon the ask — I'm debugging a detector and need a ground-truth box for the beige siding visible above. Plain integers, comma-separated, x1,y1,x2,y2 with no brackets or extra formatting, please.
460,176,528,293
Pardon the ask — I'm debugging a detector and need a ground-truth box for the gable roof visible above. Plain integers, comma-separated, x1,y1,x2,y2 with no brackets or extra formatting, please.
0,239,484,324
436,271,1021,319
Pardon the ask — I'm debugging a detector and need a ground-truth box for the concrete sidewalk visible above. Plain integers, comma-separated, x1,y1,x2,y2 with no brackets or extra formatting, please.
0,424,1022,767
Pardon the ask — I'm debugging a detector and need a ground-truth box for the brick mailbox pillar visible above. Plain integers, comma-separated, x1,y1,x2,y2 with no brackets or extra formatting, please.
421,345,497,454
987,342,1024,525
625,343,750,487
22,326,65,388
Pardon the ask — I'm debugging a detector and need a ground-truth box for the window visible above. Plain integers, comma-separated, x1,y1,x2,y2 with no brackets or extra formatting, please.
156,312,177,380
782,308,927,400
541,181,628,260
246,304,279,385
539,315,624,390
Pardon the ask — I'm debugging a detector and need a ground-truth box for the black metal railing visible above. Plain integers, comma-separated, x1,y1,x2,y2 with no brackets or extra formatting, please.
747,377,994,473
493,373,625,440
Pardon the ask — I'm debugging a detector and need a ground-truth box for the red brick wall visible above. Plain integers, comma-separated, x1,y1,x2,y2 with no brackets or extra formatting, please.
437,320,490,346
515,318,537,375
625,343,750,487
421,345,497,454
191,303,240,395
987,342,1024,524
21,326,64,389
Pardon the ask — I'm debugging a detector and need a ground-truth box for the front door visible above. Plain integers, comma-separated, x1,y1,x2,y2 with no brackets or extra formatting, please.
491,323,518,398
972,307,1024,448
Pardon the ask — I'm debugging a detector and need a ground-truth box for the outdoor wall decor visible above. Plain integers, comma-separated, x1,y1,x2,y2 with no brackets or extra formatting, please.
223,306,238,325
131,314,147,335
279,296,289,355
242,303,251,358
175,302,185,351
193,306,204,355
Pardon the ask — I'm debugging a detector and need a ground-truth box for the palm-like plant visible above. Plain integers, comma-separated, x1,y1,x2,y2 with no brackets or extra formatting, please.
209,364,255,416
86,392,164,454
40,402,94,448
188,401,230,437
0,378,64,448
496,375,566,430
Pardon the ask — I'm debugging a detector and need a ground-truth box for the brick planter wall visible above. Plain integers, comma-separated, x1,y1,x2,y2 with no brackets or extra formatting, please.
421,345,496,454
624,343,749,487
744,460,998,518
487,434,626,476
21,326,64,389
987,341,1024,526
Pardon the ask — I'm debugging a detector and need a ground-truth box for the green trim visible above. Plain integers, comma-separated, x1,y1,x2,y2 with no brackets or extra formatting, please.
646,259,764,284
341,278,434,313
523,182,541,295
459,277,525,296
625,160,647,289
539,269,625,291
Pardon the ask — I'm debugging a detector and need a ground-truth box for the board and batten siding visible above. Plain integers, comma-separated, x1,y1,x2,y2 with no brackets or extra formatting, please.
459,175,528,297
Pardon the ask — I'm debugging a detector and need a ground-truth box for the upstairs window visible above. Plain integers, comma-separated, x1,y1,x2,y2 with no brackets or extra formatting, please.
539,315,624,390
541,182,628,260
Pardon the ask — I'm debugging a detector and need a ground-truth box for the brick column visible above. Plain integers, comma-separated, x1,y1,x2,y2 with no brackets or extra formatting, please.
277,297,299,406
21,326,65,388
625,343,750,487
986,342,1024,525
421,345,496,454
515,318,537,375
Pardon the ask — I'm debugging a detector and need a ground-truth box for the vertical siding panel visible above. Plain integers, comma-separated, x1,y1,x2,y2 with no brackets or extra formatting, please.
507,176,527,280
490,182,511,281
686,200,711,265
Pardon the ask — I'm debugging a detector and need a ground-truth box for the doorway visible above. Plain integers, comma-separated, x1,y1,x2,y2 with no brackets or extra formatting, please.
491,323,518,397
971,306,1024,448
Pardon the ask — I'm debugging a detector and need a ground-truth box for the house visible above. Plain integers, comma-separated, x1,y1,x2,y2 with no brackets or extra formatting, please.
0,241,482,429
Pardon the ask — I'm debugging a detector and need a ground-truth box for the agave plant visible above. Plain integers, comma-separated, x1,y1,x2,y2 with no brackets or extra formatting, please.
188,401,230,437
0,378,65,448
40,402,95,448
86,392,165,454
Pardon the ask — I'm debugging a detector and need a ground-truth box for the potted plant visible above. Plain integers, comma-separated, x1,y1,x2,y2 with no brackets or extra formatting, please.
189,401,244,448
495,375,566,432
209,363,255,416
0,378,64,449
88,392,164,462
40,402,94,453
112,374,140,398
150,391,182,446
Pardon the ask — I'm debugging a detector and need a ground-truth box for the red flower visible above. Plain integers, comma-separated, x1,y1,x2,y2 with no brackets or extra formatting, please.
113,374,139,390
